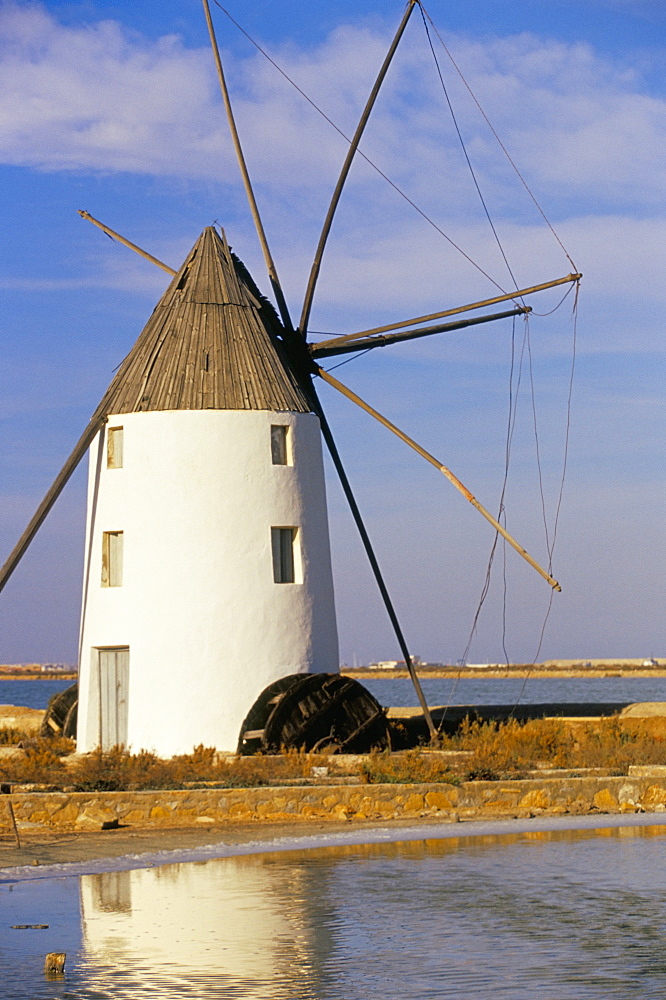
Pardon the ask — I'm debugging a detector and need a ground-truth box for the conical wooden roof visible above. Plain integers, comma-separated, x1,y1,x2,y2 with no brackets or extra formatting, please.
99,227,311,415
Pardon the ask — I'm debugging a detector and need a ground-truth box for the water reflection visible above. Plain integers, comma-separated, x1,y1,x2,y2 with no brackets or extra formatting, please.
3,825,666,998
79,859,328,998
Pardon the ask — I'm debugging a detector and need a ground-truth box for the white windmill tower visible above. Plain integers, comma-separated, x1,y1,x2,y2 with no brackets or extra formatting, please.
75,227,339,756
0,1,579,755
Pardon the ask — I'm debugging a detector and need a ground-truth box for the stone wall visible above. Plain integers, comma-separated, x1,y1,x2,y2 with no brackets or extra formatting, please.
3,770,666,834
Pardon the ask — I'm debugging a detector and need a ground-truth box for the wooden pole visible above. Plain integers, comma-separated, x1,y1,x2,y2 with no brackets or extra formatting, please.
311,307,529,359
307,386,438,741
317,366,562,592
1,784,21,848
314,273,582,353
202,0,294,331
0,416,106,594
299,1,418,337
77,211,176,275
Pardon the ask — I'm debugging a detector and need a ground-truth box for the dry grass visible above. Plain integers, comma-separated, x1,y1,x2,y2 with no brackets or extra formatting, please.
0,742,331,791
0,727,32,746
68,745,330,791
449,716,666,780
2,717,666,789
360,749,460,785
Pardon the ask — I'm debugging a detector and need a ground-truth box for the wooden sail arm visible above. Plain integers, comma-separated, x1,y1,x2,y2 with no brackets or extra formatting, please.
311,306,529,359
298,0,419,338
316,365,562,592
78,211,177,275
202,0,294,332
0,415,107,594
312,272,582,354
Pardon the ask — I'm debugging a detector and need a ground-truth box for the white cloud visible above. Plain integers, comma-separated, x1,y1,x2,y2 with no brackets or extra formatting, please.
1,3,664,214
0,3,228,176
1,5,664,348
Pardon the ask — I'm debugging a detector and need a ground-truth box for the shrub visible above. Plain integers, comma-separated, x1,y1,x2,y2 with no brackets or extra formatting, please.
361,749,460,785
0,727,31,746
453,717,574,779
0,742,69,785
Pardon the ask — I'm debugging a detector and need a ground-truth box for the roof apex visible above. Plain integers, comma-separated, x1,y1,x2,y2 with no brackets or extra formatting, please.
98,227,311,415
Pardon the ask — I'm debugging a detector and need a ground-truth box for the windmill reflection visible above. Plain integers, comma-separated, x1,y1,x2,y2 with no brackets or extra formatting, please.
79,855,331,998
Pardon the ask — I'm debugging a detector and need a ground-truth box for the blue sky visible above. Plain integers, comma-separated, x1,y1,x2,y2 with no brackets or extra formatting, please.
0,0,664,667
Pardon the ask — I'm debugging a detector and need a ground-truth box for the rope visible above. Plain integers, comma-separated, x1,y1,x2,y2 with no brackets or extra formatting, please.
526,318,552,554
419,7,522,295
437,313,525,728
325,348,374,372
508,285,579,711
547,281,579,570
530,281,576,317
211,0,514,296
212,1,581,720
419,2,578,273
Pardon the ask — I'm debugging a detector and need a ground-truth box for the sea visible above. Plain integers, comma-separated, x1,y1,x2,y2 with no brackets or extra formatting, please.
5,674,666,712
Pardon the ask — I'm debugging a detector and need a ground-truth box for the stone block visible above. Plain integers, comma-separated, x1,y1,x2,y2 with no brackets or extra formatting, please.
641,785,666,808
149,805,173,821
425,790,455,811
403,793,425,813
519,789,551,810
593,788,619,812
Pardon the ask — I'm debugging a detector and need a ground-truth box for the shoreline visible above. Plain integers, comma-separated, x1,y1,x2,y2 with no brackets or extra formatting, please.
345,668,666,679
3,811,666,878
2,669,666,683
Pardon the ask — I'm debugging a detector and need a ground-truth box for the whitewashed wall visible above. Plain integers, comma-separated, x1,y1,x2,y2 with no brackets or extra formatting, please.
77,409,339,755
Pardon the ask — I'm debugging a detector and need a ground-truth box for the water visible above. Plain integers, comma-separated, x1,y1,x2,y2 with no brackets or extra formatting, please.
3,675,666,715
3,822,666,998
0,679,73,710
363,674,666,709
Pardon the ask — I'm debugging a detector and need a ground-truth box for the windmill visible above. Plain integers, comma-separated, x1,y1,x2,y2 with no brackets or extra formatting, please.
0,1,579,755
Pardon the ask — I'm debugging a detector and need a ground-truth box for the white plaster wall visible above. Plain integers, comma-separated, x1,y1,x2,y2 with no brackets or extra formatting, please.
77,409,339,755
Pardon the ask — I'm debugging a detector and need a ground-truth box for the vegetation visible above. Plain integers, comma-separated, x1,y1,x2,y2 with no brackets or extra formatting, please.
0,727,32,746
1,716,665,790
360,749,460,785
0,740,333,791
360,716,666,783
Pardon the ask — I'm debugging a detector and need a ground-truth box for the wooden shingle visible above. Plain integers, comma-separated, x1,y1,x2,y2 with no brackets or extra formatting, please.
99,227,311,416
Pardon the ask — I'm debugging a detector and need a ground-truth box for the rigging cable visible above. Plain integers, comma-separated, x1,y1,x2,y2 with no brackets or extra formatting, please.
419,6,522,296
509,282,580,710
413,0,583,699
211,0,519,299
325,348,374,372
212,1,581,719
419,2,578,273
437,312,526,726
530,281,576,317
527,318,553,555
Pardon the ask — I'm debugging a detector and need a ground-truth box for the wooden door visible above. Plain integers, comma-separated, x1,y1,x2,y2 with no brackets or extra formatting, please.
98,647,129,749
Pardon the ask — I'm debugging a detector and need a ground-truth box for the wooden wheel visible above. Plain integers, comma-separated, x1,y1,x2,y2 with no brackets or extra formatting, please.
238,673,390,755
40,682,78,739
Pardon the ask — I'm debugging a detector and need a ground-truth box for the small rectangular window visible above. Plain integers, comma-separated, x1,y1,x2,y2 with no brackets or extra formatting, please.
270,425,289,465
102,531,123,587
107,427,124,469
271,527,296,583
